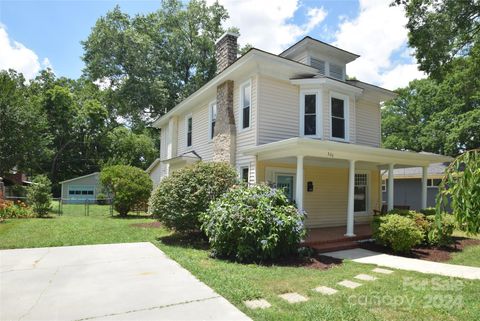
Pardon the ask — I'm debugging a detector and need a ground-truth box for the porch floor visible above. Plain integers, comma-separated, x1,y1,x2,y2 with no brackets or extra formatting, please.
303,224,372,253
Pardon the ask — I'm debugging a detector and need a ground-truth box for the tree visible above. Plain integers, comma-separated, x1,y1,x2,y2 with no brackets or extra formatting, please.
105,127,157,169
82,0,229,127
0,70,50,176
393,0,480,78
436,149,480,234
27,175,53,217
100,165,152,216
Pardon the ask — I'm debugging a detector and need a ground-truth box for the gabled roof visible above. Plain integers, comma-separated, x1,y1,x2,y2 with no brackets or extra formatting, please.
384,162,450,179
59,172,99,184
280,36,360,63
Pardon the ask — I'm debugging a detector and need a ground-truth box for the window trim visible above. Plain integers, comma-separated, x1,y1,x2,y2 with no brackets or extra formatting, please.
381,179,387,192
208,100,217,141
185,113,193,149
239,80,252,131
427,178,441,188
354,170,370,215
329,91,350,142
299,89,322,138
239,165,250,184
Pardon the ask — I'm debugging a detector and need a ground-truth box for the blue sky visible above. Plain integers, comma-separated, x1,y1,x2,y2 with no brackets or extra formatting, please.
0,0,424,89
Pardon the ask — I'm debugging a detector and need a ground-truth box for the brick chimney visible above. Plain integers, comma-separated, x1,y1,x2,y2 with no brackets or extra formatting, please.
215,32,239,74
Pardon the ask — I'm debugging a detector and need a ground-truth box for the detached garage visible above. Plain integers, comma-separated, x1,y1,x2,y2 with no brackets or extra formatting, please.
60,172,101,204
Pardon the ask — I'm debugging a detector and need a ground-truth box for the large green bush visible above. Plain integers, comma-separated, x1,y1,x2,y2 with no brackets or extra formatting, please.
100,165,152,216
426,214,455,246
26,175,52,217
201,184,306,262
374,214,423,253
149,162,238,233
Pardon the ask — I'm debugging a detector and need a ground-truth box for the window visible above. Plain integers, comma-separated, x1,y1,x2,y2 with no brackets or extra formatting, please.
381,179,387,192
427,178,441,188
240,81,251,129
186,115,192,147
300,91,321,137
240,166,249,183
331,95,348,140
354,173,368,213
310,57,326,74
329,63,344,80
67,185,95,199
209,102,217,139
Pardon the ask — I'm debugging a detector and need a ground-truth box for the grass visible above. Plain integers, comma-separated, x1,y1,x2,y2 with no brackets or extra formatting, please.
1,204,480,321
448,230,480,267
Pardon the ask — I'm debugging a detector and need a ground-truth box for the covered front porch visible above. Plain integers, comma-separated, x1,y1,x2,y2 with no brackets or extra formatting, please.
243,138,452,238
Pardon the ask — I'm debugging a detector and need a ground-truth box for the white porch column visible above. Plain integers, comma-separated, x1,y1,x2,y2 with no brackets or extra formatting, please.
421,165,428,209
387,163,395,211
295,155,304,210
346,159,356,237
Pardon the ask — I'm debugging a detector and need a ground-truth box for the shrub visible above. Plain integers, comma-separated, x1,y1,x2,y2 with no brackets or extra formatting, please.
96,192,107,205
0,200,35,219
100,165,152,216
149,162,238,233
201,184,306,262
26,175,52,217
426,214,455,246
374,214,423,253
420,207,436,216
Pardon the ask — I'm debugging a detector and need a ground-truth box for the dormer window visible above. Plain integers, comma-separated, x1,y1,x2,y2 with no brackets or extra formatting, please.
310,57,326,74
329,63,344,80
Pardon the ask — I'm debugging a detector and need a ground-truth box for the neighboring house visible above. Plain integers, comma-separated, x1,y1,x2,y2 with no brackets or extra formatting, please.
381,162,449,211
149,33,452,237
60,172,101,204
0,172,32,198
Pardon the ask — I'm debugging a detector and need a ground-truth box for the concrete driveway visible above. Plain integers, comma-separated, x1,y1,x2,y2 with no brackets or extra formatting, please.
0,242,251,321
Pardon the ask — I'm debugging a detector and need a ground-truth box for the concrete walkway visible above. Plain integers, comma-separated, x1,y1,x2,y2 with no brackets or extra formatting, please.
324,248,480,280
0,242,251,321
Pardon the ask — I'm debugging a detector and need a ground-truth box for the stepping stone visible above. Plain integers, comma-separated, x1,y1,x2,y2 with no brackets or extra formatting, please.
278,292,309,303
244,299,271,309
313,286,338,295
372,267,394,274
354,274,377,281
338,280,362,289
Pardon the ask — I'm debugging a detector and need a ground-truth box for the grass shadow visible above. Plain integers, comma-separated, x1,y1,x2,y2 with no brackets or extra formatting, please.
110,213,153,219
157,231,209,250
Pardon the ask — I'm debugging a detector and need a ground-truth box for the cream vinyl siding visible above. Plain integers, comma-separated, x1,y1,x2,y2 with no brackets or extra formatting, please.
257,75,299,144
235,75,257,184
257,161,380,228
159,125,169,179
322,90,356,143
176,101,214,161
289,51,309,65
355,97,381,147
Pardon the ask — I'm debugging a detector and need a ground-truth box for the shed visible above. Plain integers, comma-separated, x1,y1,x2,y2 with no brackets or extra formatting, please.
60,172,101,204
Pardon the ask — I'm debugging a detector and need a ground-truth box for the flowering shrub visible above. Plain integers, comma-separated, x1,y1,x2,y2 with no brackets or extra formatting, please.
201,184,306,262
0,200,35,220
149,162,238,233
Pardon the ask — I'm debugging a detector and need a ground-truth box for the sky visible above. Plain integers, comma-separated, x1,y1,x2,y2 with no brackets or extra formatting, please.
0,0,425,90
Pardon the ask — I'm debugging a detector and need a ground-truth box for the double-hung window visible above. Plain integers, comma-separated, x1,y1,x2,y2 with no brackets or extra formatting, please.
427,178,441,188
186,115,192,148
209,102,217,140
354,173,368,213
240,81,251,129
300,91,321,137
330,93,348,141
240,166,249,183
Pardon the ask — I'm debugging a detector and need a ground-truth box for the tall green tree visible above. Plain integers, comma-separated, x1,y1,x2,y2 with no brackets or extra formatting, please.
81,0,229,127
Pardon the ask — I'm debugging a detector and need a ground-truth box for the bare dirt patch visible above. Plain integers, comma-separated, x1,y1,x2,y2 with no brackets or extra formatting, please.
359,237,480,262
266,253,343,270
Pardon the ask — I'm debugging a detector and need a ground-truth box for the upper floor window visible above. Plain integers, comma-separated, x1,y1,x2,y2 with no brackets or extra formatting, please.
209,101,217,140
300,91,321,137
330,93,349,141
329,63,344,80
186,115,192,147
310,57,326,74
240,81,251,129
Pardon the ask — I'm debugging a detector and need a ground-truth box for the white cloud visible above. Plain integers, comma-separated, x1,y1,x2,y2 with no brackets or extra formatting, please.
334,0,425,89
0,26,51,79
211,0,327,53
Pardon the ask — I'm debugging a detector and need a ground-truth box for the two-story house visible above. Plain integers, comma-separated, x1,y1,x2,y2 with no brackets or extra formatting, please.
147,33,451,238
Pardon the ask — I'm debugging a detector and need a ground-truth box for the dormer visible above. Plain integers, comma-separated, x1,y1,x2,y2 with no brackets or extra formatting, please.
280,36,359,81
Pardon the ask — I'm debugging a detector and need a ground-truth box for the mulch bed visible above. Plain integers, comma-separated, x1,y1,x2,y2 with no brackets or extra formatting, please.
130,221,163,228
359,237,480,262
265,253,343,270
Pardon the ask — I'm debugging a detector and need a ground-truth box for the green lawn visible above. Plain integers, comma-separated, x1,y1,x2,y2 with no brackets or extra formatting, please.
1,205,479,321
448,231,480,267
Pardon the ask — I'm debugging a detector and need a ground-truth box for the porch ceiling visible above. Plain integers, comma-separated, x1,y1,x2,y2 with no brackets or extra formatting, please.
242,138,452,167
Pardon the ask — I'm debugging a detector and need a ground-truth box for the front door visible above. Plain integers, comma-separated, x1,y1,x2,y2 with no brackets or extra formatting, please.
276,175,294,202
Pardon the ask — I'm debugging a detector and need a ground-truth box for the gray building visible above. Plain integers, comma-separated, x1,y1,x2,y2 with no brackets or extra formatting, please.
60,172,102,204
382,163,448,211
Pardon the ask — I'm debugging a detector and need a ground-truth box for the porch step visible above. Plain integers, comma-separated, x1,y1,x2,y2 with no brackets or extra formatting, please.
308,240,360,253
